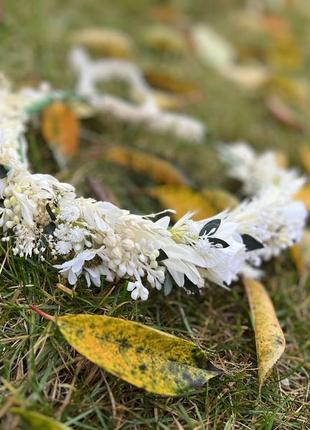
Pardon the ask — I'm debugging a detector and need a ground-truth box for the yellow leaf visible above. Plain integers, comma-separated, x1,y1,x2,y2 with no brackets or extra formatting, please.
57,314,221,396
298,145,310,175
142,26,187,54
11,408,71,430
290,229,310,274
202,188,238,212
243,278,286,389
294,184,310,210
143,69,200,96
289,245,305,275
150,185,215,220
42,102,80,158
71,28,134,58
105,147,188,186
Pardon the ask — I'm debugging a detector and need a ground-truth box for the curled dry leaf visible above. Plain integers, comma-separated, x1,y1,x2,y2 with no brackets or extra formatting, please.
12,408,71,430
42,101,80,160
243,278,286,389
57,314,221,396
71,28,134,58
149,185,215,220
105,146,189,186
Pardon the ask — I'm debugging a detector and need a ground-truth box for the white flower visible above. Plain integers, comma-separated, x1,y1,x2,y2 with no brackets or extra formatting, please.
231,188,307,264
219,142,305,197
55,250,97,285
59,198,80,223
127,280,149,300
55,241,73,255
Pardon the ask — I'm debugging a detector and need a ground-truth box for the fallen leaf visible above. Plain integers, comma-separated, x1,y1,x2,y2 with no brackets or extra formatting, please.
243,278,286,389
142,26,187,54
202,188,238,212
42,101,80,160
71,28,134,58
105,147,188,186
221,64,269,90
57,314,221,396
149,185,215,220
191,24,235,70
143,69,200,96
11,408,71,430
289,245,305,275
265,95,305,131
294,184,310,210
298,145,310,174
295,229,310,272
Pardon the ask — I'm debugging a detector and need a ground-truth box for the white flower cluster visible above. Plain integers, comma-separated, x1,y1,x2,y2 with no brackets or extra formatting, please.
0,81,307,300
220,142,307,268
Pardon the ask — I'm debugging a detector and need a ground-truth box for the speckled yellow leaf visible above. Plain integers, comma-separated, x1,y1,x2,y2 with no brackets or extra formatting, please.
105,147,188,186
149,185,215,220
71,28,134,58
298,145,310,175
42,101,80,157
243,278,286,389
202,188,238,212
11,408,71,430
294,184,310,210
57,314,220,396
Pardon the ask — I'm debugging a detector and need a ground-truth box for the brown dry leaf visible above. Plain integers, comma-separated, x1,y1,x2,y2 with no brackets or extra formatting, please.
202,188,238,212
42,101,80,158
298,145,310,174
149,185,215,220
243,278,286,389
105,147,188,186
57,314,221,396
71,28,134,58
265,95,305,131
294,184,310,210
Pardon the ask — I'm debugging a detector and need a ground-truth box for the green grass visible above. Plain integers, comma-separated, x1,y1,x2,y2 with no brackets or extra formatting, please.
1,0,310,429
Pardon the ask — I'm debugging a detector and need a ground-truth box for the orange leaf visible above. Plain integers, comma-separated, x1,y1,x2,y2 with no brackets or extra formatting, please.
42,101,80,158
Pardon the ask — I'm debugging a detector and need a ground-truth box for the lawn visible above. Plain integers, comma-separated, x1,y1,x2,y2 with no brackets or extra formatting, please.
0,0,309,429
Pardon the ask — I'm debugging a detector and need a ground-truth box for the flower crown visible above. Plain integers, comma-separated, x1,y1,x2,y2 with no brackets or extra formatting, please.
0,77,307,300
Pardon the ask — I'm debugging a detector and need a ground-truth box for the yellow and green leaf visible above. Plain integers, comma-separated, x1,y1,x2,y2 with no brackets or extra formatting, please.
57,314,221,396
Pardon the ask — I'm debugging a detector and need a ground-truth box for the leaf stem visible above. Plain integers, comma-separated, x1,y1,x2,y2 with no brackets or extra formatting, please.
30,305,55,322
